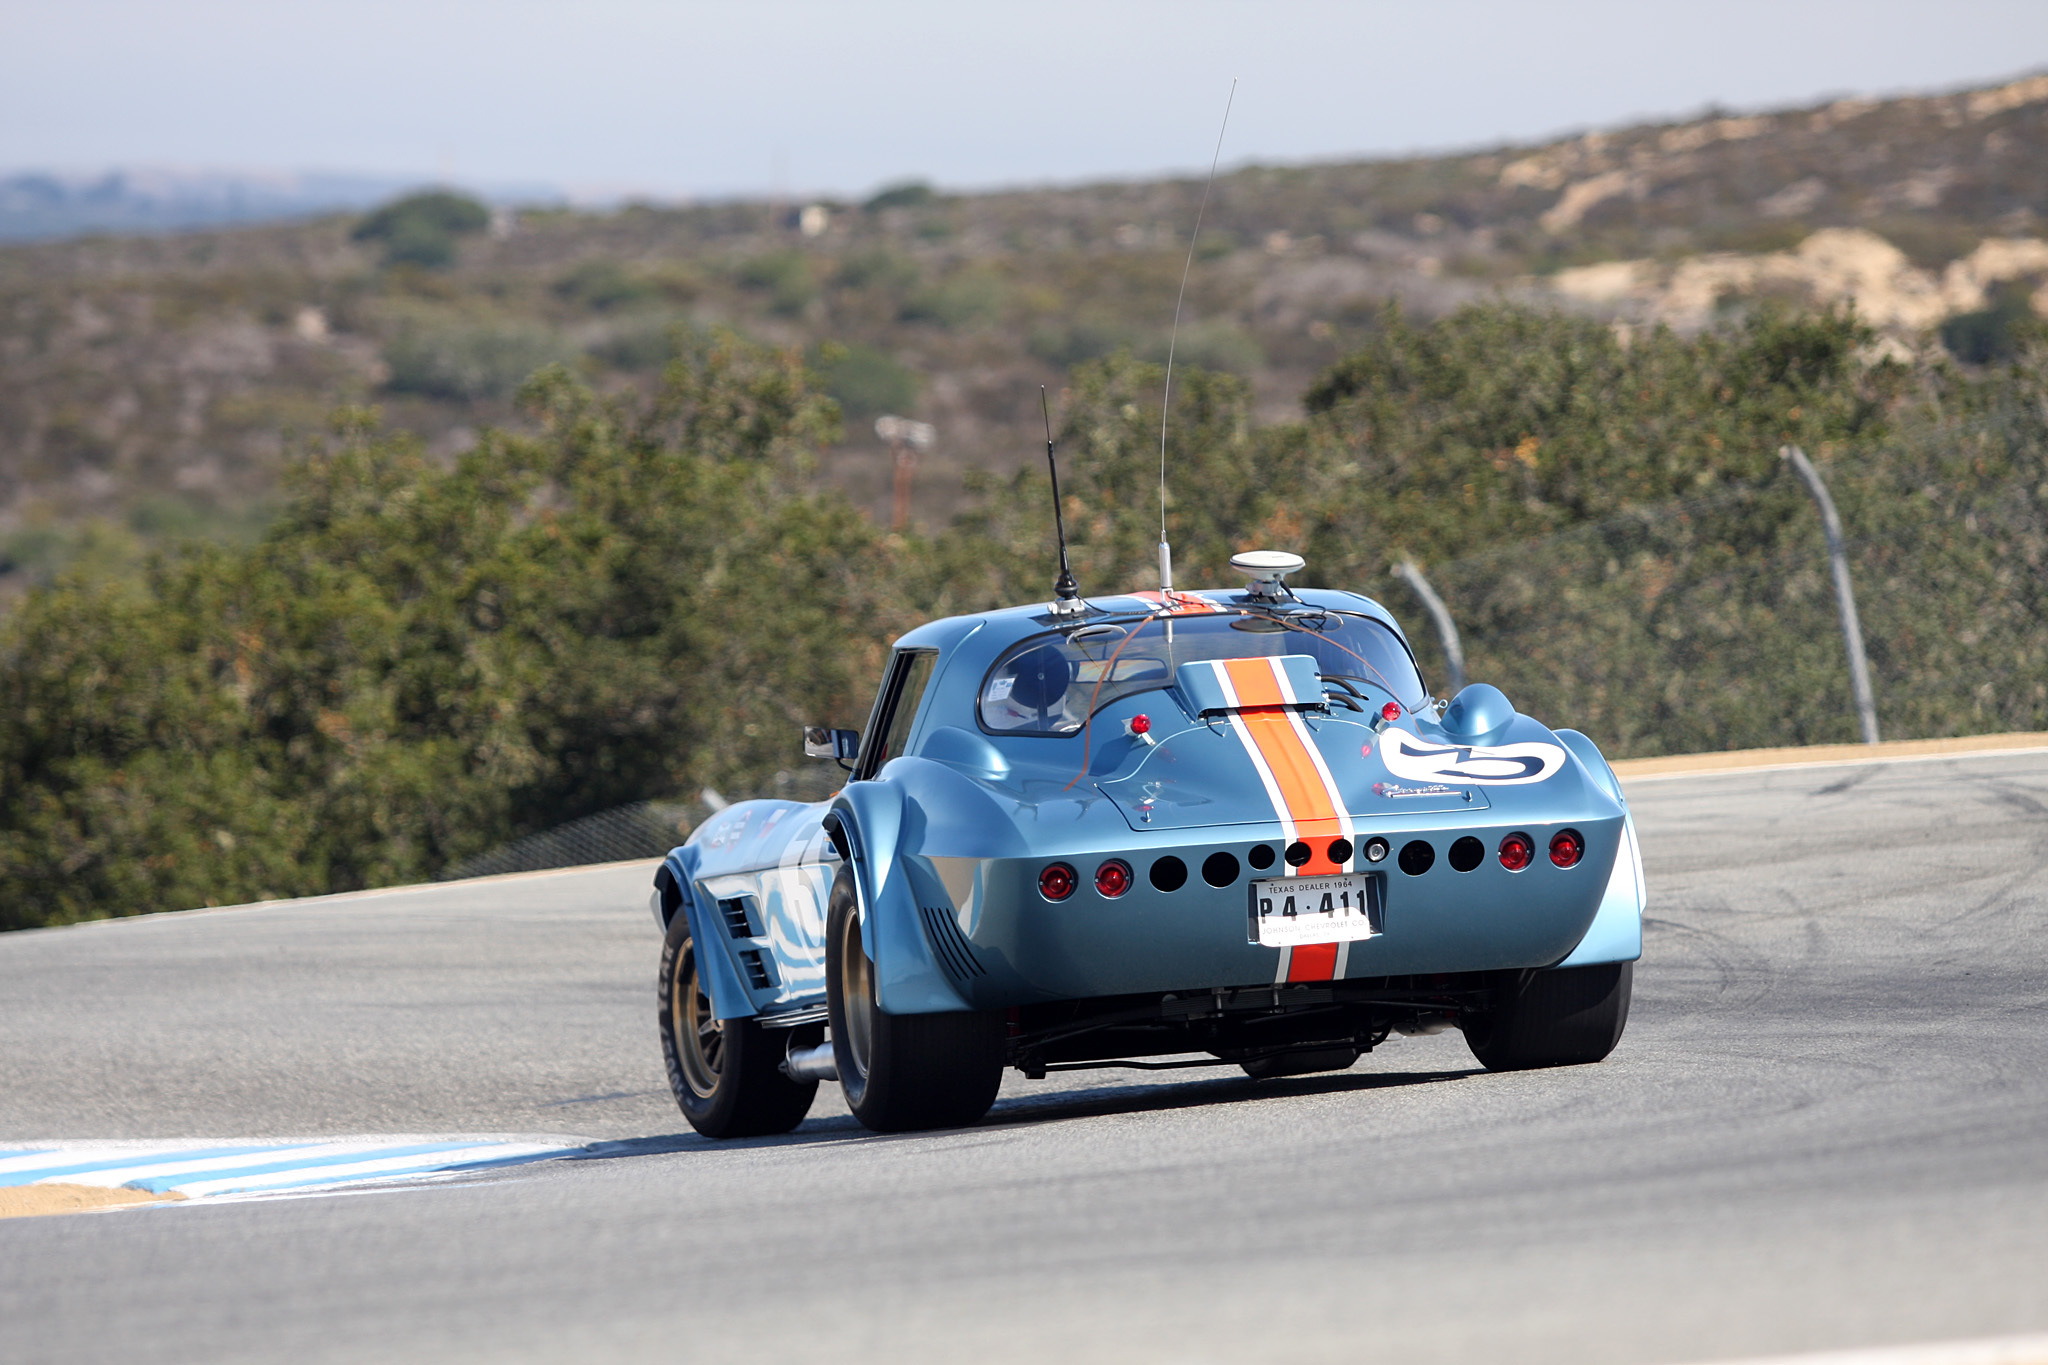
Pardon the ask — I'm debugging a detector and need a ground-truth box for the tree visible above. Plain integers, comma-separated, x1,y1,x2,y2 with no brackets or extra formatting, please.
0,335,916,928
352,190,492,268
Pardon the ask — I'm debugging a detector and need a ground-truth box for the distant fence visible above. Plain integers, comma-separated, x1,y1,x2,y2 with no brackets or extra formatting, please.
443,765,844,880
1388,409,2048,757
443,800,703,880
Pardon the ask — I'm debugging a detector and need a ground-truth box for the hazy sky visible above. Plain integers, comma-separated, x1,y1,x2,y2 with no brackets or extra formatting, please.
4,0,2046,200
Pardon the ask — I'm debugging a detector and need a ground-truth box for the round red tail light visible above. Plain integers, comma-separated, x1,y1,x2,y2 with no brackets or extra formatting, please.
1128,713,1152,736
1380,701,1402,722
1094,859,1132,898
1548,829,1584,869
1039,863,1078,900
1498,833,1534,872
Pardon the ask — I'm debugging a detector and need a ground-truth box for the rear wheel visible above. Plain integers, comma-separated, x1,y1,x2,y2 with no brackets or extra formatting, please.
658,909,818,1138
1462,961,1633,1072
826,864,1004,1133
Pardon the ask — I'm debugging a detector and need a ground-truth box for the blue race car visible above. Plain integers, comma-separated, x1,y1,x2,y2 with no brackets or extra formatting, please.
651,552,1644,1137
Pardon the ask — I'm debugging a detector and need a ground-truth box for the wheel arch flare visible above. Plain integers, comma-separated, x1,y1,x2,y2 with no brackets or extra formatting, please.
827,780,975,1016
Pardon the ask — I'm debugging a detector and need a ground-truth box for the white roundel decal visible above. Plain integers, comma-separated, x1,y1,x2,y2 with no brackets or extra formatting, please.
1380,727,1567,786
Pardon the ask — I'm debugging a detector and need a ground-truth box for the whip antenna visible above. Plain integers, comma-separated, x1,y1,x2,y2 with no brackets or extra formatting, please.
1158,76,1237,595
1042,386,1083,614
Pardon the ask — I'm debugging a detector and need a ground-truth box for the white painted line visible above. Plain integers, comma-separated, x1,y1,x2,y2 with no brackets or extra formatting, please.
1621,744,2048,784
0,1145,297,1181
1688,1334,2048,1365
0,1138,588,1201
41,1142,481,1190
160,1142,573,1197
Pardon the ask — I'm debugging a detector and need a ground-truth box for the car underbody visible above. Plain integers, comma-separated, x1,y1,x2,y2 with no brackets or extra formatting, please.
1004,972,1493,1079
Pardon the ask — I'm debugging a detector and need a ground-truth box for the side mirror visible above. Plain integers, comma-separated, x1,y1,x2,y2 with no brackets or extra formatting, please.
802,725,861,763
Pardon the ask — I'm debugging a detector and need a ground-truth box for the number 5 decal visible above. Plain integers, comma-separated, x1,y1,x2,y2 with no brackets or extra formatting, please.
1380,727,1566,786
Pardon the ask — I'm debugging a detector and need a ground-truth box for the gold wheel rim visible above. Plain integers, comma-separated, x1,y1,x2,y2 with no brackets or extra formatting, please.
839,909,875,1085
672,940,723,1099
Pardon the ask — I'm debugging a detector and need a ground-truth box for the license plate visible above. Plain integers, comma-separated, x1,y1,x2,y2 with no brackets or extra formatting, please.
1247,873,1382,947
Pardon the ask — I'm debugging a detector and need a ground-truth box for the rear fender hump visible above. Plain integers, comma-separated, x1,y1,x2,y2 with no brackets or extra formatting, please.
1554,728,1624,807
828,782,972,1016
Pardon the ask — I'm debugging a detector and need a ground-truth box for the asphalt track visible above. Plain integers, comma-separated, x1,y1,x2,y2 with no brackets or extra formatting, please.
4,751,2048,1365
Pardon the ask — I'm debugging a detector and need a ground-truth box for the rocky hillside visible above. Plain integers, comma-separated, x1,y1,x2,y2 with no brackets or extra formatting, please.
3,70,2044,590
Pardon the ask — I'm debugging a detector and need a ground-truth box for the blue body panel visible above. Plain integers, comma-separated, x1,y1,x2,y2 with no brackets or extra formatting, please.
658,587,1644,1021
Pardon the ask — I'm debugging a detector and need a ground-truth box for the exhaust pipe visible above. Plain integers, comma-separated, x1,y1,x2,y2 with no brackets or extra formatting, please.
1394,1011,1459,1036
780,1038,838,1083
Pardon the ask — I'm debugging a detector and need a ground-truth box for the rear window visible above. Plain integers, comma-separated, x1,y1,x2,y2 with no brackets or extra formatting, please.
978,610,1426,735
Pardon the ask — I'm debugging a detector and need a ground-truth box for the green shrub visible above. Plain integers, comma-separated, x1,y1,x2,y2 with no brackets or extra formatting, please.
352,191,490,269
1940,283,2045,366
863,180,936,212
1155,322,1264,376
1028,319,1139,369
590,317,689,372
900,270,1005,328
383,324,575,401
554,260,655,311
811,343,918,419
0,338,916,928
834,250,920,292
734,251,818,316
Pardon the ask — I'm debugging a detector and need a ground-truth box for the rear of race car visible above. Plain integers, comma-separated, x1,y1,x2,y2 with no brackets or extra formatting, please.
870,617,1643,1076
655,584,1645,1137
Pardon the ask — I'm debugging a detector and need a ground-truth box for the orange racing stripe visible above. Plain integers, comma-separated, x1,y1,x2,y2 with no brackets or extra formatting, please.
1217,658,1357,983
1129,590,1225,615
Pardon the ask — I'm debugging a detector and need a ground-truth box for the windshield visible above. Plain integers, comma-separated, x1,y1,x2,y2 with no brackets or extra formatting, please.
978,608,1427,736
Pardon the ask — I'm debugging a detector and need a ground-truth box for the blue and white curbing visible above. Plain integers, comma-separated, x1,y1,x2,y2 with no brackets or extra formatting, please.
0,1138,584,1202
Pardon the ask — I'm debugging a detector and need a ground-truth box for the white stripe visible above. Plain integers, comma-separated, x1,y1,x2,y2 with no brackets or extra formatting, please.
1216,664,1296,851
1683,1335,2048,1365
30,1142,393,1188
162,1143,570,1197
1280,702,1355,867
1262,654,1301,706
0,1146,148,1177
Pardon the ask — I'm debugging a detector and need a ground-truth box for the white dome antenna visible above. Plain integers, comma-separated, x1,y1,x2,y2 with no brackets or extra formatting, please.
1231,549,1305,601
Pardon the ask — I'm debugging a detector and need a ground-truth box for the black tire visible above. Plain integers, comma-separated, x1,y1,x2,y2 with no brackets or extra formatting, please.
658,908,818,1139
825,863,1004,1133
1462,961,1633,1072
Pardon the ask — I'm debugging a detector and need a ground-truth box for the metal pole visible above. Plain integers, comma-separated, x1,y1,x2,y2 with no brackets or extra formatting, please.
1394,559,1467,696
889,437,913,532
1782,445,1879,744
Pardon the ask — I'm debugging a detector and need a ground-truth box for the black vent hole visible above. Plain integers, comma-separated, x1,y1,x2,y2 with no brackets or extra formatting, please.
1448,836,1485,872
1150,856,1188,892
1397,840,1435,876
1202,852,1240,887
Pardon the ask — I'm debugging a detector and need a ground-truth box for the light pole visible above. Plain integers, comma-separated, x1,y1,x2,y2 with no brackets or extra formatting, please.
876,415,935,532
1783,445,1879,745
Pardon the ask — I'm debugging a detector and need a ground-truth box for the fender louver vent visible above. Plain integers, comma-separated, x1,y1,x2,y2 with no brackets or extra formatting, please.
716,896,754,937
738,949,775,990
919,905,986,982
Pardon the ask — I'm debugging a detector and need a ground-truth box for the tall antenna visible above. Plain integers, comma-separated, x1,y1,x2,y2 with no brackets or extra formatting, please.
1042,386,1083,614
1158,76,1238,595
